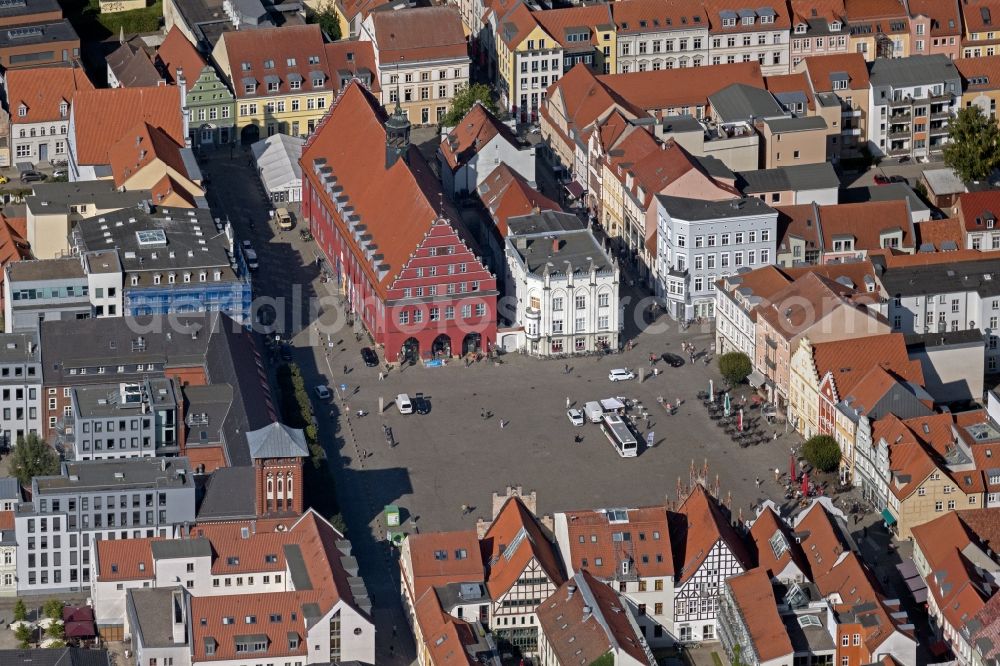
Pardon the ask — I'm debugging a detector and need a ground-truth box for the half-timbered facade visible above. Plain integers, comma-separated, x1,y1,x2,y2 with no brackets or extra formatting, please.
671,485,750,643
301,81,498,364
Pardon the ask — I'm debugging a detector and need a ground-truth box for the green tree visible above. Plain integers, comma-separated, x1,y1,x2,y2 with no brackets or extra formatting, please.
943,105,1000,182
45,621,64,641
718,352,753,386
13,598,26,622
803,435,842,473
43,599,63,622
309,1,342,41
441,84,499,126
10,433,59,487
15,623,32,648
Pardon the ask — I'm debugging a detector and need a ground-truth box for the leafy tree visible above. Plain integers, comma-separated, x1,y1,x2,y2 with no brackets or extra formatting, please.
943,105,1000,182
43,599,63,622
10,433,59,487
15,623,32,648
309,1,342,41
45,640,66,649
13,598,26,622
45,621,64,640
718,352,753,386
803,435,842,473
441,84,499,126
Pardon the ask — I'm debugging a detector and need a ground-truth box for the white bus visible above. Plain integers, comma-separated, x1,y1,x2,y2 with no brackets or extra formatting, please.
600,413,638,457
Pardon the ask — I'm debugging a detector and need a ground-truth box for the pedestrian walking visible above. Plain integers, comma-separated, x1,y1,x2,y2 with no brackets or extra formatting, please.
461,504,468,515
564,363,569,374
565,396,571,409
343,364,348,374
755,477,762,488
378,371,385,381
500,419,507,429
480,408,486,420
774,468,781,481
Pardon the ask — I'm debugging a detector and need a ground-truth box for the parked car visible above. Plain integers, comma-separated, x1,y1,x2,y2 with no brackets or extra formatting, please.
51,169,67,179
396,393,413,414
873,174,891,185
314,385,331,401
360,347,379,367
413,393,431,414
0,175,10,184
584,401,604,423
661,353,684,367
20,170,45,183
608,368,635,382
567,408,584,426
888,175,907,184
244,248,259,271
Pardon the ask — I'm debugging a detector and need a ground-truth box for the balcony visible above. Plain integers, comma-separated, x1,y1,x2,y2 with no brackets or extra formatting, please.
930,110,951,120
888,130,910,140
889,111,911,122
930,124,949,136
888,146,911,157
765,337,777,349
888,96,913,108
841,105,863,117
930,93,952,103
765,358,777,371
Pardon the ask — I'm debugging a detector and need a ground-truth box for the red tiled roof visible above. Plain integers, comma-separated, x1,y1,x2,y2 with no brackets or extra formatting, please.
672,484,750,584
481,496,564,598
370,6,467,63
477,163,560,236
705,0,791,30
0,213,30,309
961,0,998,33
765,72,815,110
537,571,652,665
958,190,1000,231
783,260,879,289
192,593,310,661
413,589,478,664
611,0,708,33
790,0,846,26
498,2,542,49
405,529,484,598
802,53,870,92
336,0,395,23
301,82,472,296
749,505,809,579
599,62,765,113
758,271,878,341
718,264,793,306
915,217,963,250
559,505,673,579
955,56,1000,92
71,86,183,167
6,66,92,125
775,203,821,252
149,174,199,208
96,538,157,581
440,102,521,170
154,27,207,85
220,25,330,100
844,0,908,20
726,568,793,662
325,40,381,93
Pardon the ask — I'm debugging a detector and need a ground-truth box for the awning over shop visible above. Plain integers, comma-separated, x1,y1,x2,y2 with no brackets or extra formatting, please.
895,559,918,580
881,508,897,526
905,575,927,593
564,180,585,199
748,370,766,388
912,587,928,604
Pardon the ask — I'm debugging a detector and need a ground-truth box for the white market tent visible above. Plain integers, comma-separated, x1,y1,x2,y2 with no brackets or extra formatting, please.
251,134,306,203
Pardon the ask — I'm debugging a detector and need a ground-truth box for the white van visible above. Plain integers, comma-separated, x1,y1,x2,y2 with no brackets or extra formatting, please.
276,207,293,230
584,401,604,423
396,393,413,414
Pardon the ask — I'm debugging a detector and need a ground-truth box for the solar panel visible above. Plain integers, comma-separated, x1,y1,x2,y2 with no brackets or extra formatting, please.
135,229,167,246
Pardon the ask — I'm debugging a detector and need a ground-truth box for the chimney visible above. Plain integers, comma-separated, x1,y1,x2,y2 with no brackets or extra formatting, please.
171,589,187,644
551,238,560,253
566,584,576,600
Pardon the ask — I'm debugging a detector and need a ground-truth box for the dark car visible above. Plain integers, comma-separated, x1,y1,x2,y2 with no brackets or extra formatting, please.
661,353,685,367
873,174,891,185
20,170,46,183
412,393,431,415
360,347,379,367
888,175,908,184
280,344,293,362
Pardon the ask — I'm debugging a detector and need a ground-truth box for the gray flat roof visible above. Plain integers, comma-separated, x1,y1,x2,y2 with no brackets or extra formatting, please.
660,114,702,133
738,163,839,193
0,19,78,47
151,538,212,559
657,194,777,221
128,587,185,649
764,115,828,132
0,0,60,20
74,378,175,418
507,214,614,277
284,543,312,590
0,332,39,364
923,168,966,196
36,457,193,494
905,329,985,350
196,465,256,519
183,383,232,446
869,54,959,87
709,83,785,123
882,256,1000,298
0,477,20,500
507,210,585,236
25,182,151,216
7,257,85,282
840,183,930,212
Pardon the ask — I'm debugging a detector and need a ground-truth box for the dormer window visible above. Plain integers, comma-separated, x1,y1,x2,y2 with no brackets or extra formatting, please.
742,15,754,24
153,274,161,285
308,55,320,64
244,83,256,95
241,62,251,71
17,104,26,117
830,20,841,30
263,59,274,69
795,23,807,33
312,76,324,88
168,273,176,284
59,101,68,117
722,17,737,26
760,14,774,23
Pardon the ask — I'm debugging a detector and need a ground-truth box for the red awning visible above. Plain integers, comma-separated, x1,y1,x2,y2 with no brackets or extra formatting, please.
564,180,585,199
64,620,96,638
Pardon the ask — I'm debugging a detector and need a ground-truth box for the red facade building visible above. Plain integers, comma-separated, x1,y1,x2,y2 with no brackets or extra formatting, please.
301,82,497,362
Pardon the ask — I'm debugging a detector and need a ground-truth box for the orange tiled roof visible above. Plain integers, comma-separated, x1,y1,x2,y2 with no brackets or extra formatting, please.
413,589,478,664
908,0,962,35
498,2,542,49
533,4,615,49
705,0,791,30
301,82,472,296
370,6,467,63
405,529,484,599
155,27,207,86
481,496,564,598
802,53,870,92
220,25,330,100
149,174,199,208
811,332,921,399
440,102,521,170
599,62,765,113
191,593,310,662
96,538,157,581
758,271,878,341
817,200,916,253
784,260,879,289
6,66,92,125
961,0,998,33
915,217,963,250
611,0,708,34
765,72,815,110
718,264,794,306
108,122,189,188
672,484,751,584
958,190,1000,232
726,568,793,662
477,163,560,236
559,505,673,579
336,0,395,23
775,203,821,252
844,0,908,20
71,86,183,167
325,41,380,93
790,0,846,26
955,55,1000,92
749,505,810,580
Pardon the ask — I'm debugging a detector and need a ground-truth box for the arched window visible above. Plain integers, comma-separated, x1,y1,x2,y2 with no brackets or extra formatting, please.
286,472,294,497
